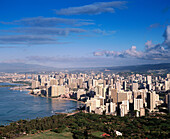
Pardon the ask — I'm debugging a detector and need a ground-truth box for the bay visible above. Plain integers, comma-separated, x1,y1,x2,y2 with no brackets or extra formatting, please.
0,82,82,125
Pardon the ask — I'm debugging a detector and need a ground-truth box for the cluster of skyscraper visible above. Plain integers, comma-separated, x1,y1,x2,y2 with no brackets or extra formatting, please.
31,72,170,116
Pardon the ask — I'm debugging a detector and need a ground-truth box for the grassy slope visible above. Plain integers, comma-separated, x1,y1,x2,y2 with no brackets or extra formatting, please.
17,130,106,139
17,130,73,139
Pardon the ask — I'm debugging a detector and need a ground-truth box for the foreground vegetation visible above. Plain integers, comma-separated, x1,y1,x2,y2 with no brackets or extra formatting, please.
0,112,170,138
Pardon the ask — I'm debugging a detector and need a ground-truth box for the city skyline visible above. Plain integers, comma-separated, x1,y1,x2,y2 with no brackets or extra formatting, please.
0,0,170,68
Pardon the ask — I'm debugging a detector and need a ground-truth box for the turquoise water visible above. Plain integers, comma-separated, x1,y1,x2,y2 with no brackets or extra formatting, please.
0,83,82,125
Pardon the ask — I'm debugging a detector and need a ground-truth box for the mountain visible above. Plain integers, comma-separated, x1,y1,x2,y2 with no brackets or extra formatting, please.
104,63,170,73
0,63,56,72
0,62,170,73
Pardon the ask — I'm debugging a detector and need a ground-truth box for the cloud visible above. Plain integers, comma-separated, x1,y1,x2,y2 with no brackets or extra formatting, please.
4,27,116,37
1,17,94,27
55,1,127,15
93,29,116,35
0,35,61,45
123,46,144,58
145,40,155,50
6,27,86,36
163,25,170,47
0,17,93,45
93,25,170,60
93,50,120,57
93,46,143,58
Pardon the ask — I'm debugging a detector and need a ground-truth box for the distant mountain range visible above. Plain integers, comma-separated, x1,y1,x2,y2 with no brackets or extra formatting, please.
104,63,170,73
0,62,170,73
0,63,56,72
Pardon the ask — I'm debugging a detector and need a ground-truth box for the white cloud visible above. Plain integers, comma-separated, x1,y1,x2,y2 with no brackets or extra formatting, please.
93,25,170,60
163,25,170,47
93,29,116,35
55,1,127,15
1,17,94,27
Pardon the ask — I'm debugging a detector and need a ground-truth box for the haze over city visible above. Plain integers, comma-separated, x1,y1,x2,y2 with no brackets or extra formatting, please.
0,0,170,68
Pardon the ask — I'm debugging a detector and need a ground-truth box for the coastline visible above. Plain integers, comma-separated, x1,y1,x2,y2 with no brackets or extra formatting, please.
0,87,83,125
28,91,85,104
1,81,85,105
53,97,85,104
0,82,31,91
0,82,84,124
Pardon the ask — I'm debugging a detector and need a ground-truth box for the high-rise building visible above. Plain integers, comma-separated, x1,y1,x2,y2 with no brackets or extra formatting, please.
147,91,156,111
118,92,128,102
102,87,107,98
123,81,126,91
133,89,147,104
147,75,152,84
147,83,152,91
115,82,121,92
88,79,93,89
92,79,98,87
110,88,117,103
78,78,83,88
76,89,86,100
134,98,143,111
46,85,50,97
132,82,138,92
49,85,58,97
110,102,117,114
31,80,40,89
50,78,58,86
59,78,64,85
165,80,170,91
106,103,110,113
110,79,114,86
40,76,46,86
119,100,129,117
38,75,41,82
48,85,65,97
86,98,100,112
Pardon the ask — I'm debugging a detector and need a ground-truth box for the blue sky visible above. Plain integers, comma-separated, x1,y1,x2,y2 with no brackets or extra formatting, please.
0,0,170,68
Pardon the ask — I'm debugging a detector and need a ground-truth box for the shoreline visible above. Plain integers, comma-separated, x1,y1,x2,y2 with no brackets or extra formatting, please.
0,88,84,125
53,97,85,104
1,82,85,105
0,82,31,91
28,91,85,104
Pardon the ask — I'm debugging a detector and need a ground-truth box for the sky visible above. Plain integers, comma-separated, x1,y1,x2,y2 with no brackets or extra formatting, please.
0,0,170,68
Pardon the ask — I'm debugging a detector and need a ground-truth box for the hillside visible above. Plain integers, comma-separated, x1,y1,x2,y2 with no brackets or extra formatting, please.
0,112,170,138
104,63,170,73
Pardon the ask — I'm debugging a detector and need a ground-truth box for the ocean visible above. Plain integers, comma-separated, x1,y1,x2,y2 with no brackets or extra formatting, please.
0,82,82,125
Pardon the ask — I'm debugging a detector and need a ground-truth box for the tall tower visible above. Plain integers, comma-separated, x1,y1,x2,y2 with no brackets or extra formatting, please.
123,81,126,91
132,82,138,92
147,91,156,111
147,75,152,84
